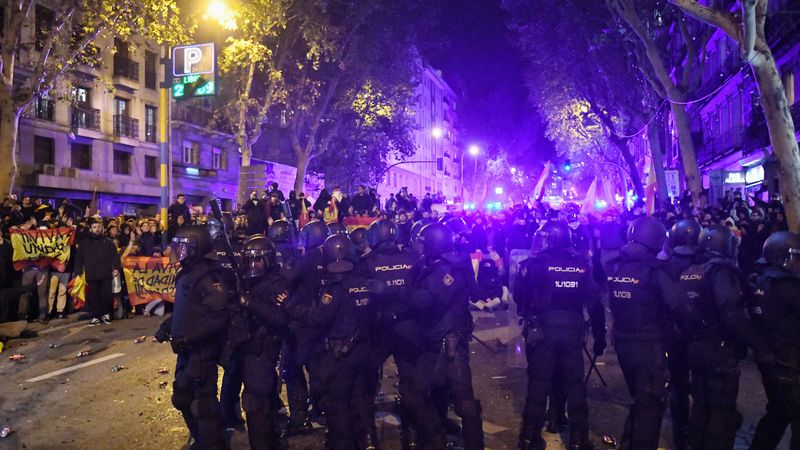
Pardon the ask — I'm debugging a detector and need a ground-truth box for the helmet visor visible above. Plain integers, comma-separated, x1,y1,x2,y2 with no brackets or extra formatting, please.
243,248,269,278
786,248,800,277
170,237,194,264
531,230,549,253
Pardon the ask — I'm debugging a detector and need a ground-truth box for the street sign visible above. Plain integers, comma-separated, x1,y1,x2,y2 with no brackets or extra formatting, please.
171,43,217,99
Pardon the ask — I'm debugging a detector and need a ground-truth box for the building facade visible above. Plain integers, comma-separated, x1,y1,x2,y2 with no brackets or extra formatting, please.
16,5,239,216
378,65,463,204
682,0,799,204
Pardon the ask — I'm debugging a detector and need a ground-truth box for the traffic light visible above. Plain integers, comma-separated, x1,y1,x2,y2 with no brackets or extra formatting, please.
563,159,572,172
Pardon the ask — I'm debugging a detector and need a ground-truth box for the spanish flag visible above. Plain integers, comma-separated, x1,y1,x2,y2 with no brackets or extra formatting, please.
299,199,310,228
645,163,657,216
323,197,338,224
531,161,551,202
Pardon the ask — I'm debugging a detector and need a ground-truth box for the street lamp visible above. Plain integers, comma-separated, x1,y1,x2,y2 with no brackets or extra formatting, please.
431,127,443,139
468,144,480,156
510,167,517,174
205,1,237,30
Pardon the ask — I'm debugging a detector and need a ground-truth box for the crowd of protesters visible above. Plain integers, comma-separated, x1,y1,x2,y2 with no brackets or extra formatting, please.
0,183,789,328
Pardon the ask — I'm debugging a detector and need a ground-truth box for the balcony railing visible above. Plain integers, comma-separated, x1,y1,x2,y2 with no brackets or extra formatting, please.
113,56,140,81
113,115,139,139
70,106,100,131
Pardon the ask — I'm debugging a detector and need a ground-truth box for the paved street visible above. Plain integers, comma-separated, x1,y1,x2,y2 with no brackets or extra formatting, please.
0,310,788,450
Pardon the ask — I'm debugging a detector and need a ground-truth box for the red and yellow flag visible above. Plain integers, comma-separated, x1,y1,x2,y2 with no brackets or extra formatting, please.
10,227,76,272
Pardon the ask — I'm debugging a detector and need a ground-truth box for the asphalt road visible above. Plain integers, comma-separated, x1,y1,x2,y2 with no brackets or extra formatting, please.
0,309,789,450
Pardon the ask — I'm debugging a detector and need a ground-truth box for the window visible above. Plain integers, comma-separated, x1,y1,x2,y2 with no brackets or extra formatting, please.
33,95,54,121
145,50,157,90
71,143,92,170
145,155,157,178
212,147,226,170
35,5,54,51
34,136,55,165
114,97,129,116
182,140,200,165
145,106,157,143
72,87,89,105
113,150,131,175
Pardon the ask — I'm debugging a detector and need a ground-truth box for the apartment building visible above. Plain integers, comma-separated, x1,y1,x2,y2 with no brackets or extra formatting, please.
16,4,239,216
378,64,463,204
690,0,800,203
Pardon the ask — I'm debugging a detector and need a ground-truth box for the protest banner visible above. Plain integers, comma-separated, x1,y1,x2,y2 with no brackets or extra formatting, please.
9,227,76,272
122,257,180,306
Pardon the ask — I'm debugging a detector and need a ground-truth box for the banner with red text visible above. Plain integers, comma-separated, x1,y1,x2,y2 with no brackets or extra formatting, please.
122,257,180,306
10,227,76,272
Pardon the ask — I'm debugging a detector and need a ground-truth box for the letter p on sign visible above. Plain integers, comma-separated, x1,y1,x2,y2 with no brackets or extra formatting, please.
172,43,215,77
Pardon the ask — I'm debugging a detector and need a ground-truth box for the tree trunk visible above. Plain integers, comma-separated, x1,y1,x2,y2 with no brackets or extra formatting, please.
648,114,670,203
238,134,252,167
670,102,703,204
612,137,645,198
294,152,309,194
0,101,21,195
752,61,800,232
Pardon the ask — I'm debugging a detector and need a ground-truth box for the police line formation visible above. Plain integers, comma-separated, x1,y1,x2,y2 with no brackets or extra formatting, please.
155,206,800,450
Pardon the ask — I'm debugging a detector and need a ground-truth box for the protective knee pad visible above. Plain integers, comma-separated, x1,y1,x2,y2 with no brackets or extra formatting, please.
242,392,267,416
172,385,193,412
191,395,220,419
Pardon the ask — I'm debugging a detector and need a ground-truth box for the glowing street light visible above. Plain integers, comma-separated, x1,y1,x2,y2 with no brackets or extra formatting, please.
494,186,504,195
468,144,480,156
431,127,443,139
510,167,517,174
205,1,237,30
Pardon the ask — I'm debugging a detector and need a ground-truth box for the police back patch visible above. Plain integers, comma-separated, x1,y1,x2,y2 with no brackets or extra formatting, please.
443,273,454,286
322,293,333,305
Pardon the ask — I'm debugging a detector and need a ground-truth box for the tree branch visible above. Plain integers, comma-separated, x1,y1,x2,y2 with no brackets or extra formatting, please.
667,0,741,42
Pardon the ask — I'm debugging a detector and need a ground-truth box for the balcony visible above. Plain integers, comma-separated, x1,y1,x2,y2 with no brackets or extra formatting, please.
70,106,100,131
113,115,139,139
113,56,140,81
742,102,800,154
698,126,744,167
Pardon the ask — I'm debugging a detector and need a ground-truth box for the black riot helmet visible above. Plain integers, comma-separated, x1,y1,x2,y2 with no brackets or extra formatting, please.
669,219,702,255
531,221,572,253
350,227,369,254
410,219,433,245
327,221,349,236
367,218,397,248
441,216,469,239
299,220,330,250
170,225,213,264
759,231,800,276
242,235,276,278
207,217,223,240
416,222,455,258
700,224,737,258
269,219,293,244
322,234,356,274
627,217,668,253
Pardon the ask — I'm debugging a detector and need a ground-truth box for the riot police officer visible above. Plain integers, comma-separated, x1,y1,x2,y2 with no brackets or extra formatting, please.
269,219,299,275
239,236,291,449
282,220,330,434
604,217,671,450
665,224,772,449
409,222,484,450
350,227,370,257
309,234,377,449
749,231,800,450
663,219,702,450
363,219,444,448
514,221,605,450
166,225,233,449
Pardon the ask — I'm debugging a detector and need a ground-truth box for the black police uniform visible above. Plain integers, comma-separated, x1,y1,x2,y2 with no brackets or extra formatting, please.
515,247,605,449
409,253,484,450
363,241,444,448
663,249,695,450
212,236,247,430
282,247,326,430
665,255,763,449
308,270,377,449
169,257,233,449
239,271,290,449
749,266,800,449
605,242,671,450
